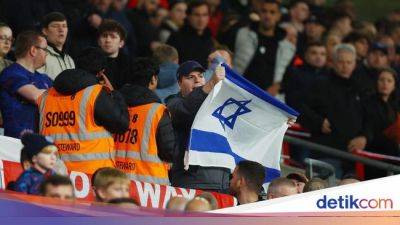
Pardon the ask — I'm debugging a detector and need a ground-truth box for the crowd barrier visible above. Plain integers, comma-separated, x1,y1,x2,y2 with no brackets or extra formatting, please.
0,136,236,209
284,126,400,176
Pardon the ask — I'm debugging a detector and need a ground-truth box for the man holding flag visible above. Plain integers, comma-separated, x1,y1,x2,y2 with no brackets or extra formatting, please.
187,63,299,191
166,60,229,192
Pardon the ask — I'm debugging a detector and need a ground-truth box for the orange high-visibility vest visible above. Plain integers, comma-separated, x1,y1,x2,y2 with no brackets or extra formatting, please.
114,103,170,185
37,84,115,174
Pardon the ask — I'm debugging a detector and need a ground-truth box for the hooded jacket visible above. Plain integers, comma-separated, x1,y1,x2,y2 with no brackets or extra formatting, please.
38,44,75,80
119,84,177,162
53,69,129,134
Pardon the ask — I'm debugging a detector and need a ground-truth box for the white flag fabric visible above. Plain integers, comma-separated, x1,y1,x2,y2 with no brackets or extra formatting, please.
188,64,299,184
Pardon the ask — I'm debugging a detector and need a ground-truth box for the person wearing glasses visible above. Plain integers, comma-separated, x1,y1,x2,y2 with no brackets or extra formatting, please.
0,23,13,73
0,31,52,138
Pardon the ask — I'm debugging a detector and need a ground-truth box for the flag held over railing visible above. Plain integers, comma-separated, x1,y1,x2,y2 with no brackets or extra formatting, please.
188,64,299,185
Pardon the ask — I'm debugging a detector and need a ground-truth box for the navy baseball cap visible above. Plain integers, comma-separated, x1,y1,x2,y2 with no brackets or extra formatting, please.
176,60,205,80
370,42,389,55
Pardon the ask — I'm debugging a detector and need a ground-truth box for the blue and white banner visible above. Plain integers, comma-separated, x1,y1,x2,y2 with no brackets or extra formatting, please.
188,64,299,184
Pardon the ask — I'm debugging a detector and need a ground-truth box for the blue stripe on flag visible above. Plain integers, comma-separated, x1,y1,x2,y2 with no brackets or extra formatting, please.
222,63,300,117
190,129,281,183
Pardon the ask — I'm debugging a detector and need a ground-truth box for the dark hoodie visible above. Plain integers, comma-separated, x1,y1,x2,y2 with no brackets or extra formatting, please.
53,69,129,134
119,84,177,163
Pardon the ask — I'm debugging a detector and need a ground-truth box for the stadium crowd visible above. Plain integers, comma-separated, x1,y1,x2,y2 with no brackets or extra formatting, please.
0,0,399,211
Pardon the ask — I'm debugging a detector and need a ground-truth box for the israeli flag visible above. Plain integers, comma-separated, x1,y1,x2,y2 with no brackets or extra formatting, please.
188,64,299,185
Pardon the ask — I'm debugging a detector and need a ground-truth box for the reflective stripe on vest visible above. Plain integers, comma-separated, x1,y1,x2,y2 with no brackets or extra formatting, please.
38,85,114,174
114,103,169,185
140,103,163,163
60,152,115,162
39,86,112,141
126,174,170,185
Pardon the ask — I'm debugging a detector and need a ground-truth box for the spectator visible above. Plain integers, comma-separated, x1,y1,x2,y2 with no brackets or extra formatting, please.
339,177,360,185
355,42,390,96
234,0,295,95
286,173,308,193
1,0,63,36
159,0,187,43
0,31,52,138
204,47,233,81
98,19,131,90
343,32,370,64
324,31,342,68
166,60,227,192
109,0,138,56
285,42,329,111
115,58,176,185
93,167,131,202
304,15,327,44
196,192,218,210
153,44,180,103
149,7,169,28
70,0,136,57
108,198,138,208
389,24,400,49
266,177,298,199
302,177,327,192
329,12,353,39
127,0,160,56
39,174,75,200
206,0,224,38
299,44,365,178
37,47,129,174
166,196,189,211
359,69,400,179
377,35,396,65
0,23,13,72
0,23,13,127
15,133,57,195
38,12,75,80
184,196,213,212
229,160,265,205
167,0,215,67
287,0,310,55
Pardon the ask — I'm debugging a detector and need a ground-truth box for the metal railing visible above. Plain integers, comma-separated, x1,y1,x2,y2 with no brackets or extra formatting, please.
284,135,400,174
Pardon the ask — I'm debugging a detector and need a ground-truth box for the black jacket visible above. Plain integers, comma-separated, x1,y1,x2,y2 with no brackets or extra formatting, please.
353,63,381,97
299,72,366,151
127,8,159,57
363,94,399,156
2,0,63,36
167,24,215,67
284,64,330,111
105,52,131,90
54,69,129,134
166,88,230,192
119,84,177,162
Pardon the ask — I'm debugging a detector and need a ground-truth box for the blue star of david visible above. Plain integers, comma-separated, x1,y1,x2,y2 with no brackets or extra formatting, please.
212,98,252,130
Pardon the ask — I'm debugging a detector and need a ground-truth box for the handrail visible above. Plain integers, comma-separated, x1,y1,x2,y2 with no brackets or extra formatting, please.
284,135,400,173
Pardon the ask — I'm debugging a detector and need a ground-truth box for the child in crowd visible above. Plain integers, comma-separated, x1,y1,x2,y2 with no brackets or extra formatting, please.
92,167,131,203
40,175,75,200
15,133,58,195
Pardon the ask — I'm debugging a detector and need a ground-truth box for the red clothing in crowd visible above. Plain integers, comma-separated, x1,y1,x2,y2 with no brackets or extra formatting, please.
127,0,169,9
208,10,223,38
